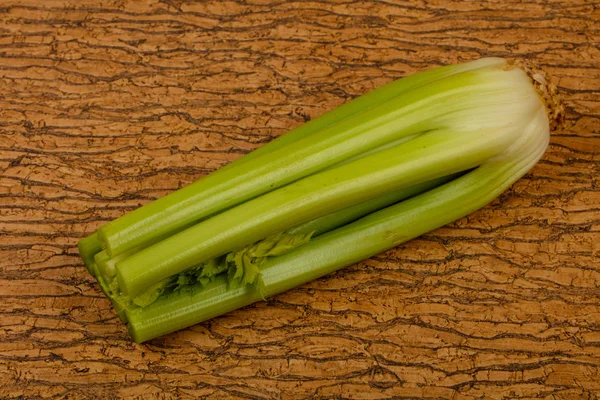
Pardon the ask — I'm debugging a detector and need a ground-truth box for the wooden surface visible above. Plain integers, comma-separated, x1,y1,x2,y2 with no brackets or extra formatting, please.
1,1,599,399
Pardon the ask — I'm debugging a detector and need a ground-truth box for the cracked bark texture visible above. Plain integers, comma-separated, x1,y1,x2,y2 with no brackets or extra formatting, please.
0,0,599,399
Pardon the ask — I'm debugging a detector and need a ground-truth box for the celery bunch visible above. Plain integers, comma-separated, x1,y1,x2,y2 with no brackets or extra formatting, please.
78,58,562,343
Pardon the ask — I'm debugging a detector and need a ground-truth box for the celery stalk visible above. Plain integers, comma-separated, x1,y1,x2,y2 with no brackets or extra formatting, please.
117,124,520,298
95,250,133,281
104,176,452,310
78,233,102,276
126,105,550,343
287,174,459,237
115,64,544,298
98,59,507,257
75,57,562,343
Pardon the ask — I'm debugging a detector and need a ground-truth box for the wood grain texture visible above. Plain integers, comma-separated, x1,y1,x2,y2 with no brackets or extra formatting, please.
0,0,599,398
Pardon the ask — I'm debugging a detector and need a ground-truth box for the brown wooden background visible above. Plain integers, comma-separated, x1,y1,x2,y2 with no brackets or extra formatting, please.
1,1,599,399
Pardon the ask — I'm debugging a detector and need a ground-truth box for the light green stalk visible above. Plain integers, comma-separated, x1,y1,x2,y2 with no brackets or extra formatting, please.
77,233,102,277
101,176,453,310
97,59,507,257
126,105,550,343
95,249,134,281
287,174,459,237
75,58,559,343
115,64,543,298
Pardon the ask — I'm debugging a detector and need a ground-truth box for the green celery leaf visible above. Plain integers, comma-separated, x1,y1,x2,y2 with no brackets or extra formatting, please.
241,253,262,286
133,280,168,307
248,231,315,257
200,257,228,280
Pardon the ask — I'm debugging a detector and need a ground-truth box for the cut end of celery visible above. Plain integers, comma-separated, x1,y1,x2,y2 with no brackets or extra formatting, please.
506,60,566,132
77,233,102,276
